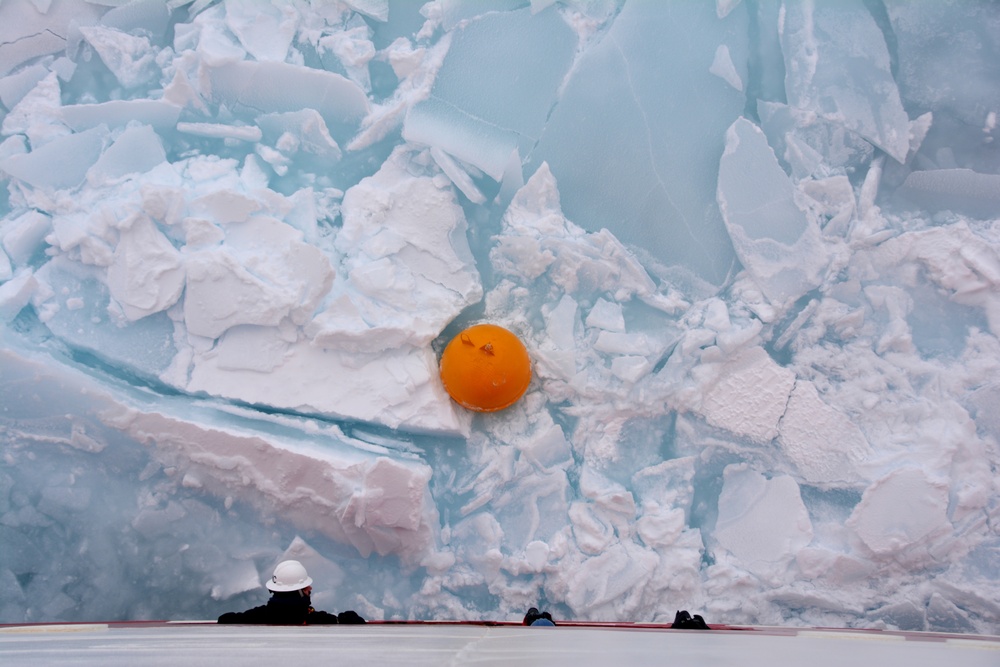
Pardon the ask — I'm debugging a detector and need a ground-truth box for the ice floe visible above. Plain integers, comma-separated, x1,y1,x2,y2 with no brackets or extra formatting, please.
0,0,998,636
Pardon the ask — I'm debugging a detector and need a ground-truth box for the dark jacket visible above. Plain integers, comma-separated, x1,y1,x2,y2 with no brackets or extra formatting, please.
217,591,365,625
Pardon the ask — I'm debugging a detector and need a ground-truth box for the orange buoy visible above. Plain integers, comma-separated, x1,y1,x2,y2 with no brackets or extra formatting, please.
439,324,531,412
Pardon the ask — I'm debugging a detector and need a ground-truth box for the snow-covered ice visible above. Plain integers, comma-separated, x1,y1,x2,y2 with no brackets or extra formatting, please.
0,0,998,636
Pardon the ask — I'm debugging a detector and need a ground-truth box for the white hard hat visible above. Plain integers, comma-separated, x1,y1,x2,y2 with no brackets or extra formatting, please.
266,560,313,592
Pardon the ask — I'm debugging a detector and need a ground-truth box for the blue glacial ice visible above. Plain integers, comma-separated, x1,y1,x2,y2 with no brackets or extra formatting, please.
780,0,910,163
0,0,999,635
529,0,748,287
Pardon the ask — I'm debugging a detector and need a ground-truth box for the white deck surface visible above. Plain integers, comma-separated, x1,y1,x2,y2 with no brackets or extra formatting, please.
1,623,998,666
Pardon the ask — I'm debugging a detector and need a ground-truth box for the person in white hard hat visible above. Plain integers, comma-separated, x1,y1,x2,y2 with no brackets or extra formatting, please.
217,560,365,625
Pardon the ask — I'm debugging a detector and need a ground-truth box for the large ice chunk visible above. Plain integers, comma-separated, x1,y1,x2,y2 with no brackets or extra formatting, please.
0,270,36,322
2,71,69,149
633,457,696,549
182,151,473,434
713,465,813,579
720,119,809,246
2,210,51,267
758,100,875,180
0,63,48,111
343,0,388,22
307,147,483,352
697,346,795,444
887,1,1000,128
894,169,1000,220
100,0,171,41
107,215,184,322
0,1,103,77
560,541,660,618
34,257,177,377
528,2,748,286
207,61,370,143
87,124,167,186
846,468,951,563
749,0,786,104
176,122,262,143
862,221,1000,339
2,346,442,564
79,25,158,89
187,336,469,435
493,163,664,305
780,0,910,162
435,0,529,31
61,100,182,132
776,380,872,488
403,6,576,181
183,215,333,339
0,126,109,191
224,0,298,63
256,110,342,161
717,117,828,305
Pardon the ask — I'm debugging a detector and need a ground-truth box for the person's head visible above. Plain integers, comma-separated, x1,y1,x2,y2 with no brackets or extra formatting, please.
266,560,313,595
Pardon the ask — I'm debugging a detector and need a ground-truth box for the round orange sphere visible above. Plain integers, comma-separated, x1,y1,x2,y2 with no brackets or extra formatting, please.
439,324,531,412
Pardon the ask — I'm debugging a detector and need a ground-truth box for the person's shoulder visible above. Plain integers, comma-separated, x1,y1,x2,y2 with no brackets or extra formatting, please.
217,604,269,624
336,610,366,624
306,609,339,624
304,609,367,624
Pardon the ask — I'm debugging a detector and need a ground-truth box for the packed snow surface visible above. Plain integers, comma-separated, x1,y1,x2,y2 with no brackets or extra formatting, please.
0,0,998,635
2,625,999,667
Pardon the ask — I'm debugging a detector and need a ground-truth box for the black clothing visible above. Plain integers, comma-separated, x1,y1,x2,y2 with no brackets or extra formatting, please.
523,607,556,626
670,610,709,629
217,591,366,625
335,610,366,624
